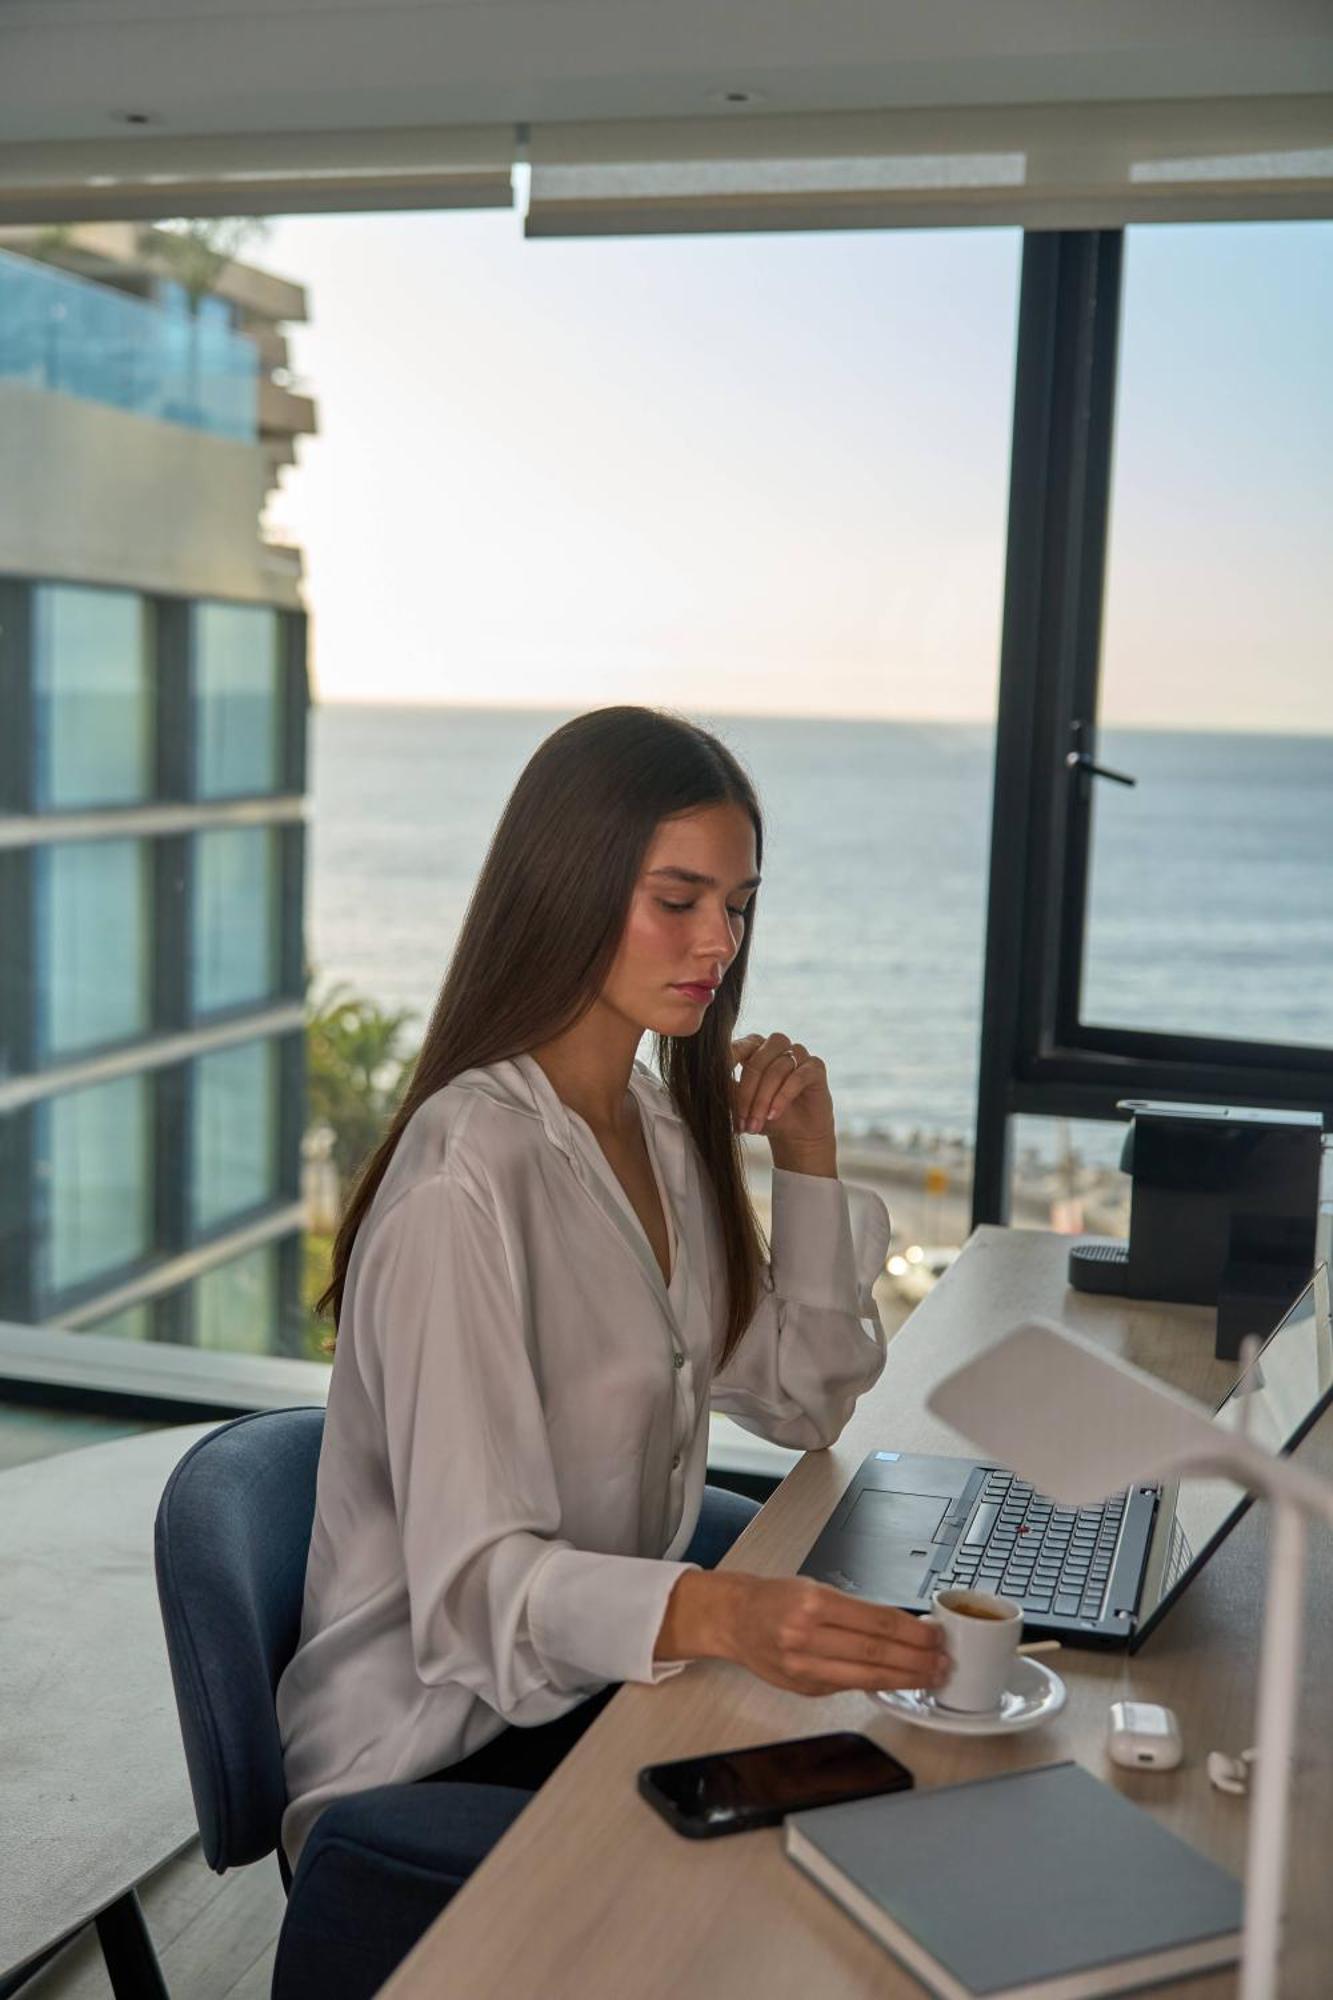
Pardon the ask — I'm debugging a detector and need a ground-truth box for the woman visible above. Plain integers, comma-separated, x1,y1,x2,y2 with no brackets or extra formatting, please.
277,706,947,1872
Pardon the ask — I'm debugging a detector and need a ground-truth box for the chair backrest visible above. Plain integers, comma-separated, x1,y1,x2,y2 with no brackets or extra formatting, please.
154,1406,325,1871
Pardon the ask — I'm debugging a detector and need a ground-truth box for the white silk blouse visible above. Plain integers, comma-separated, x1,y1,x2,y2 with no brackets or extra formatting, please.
276,1053,890,1865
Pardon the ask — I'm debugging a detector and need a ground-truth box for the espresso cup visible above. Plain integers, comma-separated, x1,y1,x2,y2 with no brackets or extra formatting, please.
930,1588,1022,1712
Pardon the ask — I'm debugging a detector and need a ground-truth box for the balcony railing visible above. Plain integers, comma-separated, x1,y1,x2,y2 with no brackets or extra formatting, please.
0,249,258,443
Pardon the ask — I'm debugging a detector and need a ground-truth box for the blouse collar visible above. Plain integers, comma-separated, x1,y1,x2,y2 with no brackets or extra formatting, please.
507,1052,683,1158
509,1053,692,1313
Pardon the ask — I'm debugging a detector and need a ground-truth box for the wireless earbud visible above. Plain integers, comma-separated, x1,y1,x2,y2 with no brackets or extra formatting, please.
1207,1747,1257,1796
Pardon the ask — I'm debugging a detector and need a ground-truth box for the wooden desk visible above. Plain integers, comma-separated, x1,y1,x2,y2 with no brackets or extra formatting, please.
383,1227,1333,1999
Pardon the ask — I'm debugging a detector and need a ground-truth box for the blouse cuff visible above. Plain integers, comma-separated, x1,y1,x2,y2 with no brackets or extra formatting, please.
769,1170,891,1316
527,1548,699,1691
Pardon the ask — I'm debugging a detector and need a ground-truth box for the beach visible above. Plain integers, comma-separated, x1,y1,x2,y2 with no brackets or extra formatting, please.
743,1132,1131,1340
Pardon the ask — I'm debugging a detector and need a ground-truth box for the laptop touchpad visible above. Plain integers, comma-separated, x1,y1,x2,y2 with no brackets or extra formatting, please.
846,1489,951,1541
828,1489,951,1598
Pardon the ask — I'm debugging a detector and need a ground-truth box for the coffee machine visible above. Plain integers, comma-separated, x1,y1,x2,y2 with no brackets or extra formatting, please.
1067,1100,1324,1360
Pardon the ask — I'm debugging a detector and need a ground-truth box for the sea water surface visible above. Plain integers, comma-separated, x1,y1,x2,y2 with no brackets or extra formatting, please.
309,707,1333,1146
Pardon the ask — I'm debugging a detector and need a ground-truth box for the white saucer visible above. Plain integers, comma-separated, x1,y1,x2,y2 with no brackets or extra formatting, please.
875,1656,1067,1736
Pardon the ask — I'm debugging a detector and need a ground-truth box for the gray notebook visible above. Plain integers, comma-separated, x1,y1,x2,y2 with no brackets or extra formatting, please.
785,1760,1242,2000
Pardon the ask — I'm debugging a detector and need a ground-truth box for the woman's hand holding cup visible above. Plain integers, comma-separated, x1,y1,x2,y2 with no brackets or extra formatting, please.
657,1571,952,1696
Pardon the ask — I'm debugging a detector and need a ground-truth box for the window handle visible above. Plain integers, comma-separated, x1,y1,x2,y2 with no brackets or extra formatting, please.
1065,749,1137,788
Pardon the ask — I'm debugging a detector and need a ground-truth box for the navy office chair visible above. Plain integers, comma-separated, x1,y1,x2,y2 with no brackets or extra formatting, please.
153,1408,532,2000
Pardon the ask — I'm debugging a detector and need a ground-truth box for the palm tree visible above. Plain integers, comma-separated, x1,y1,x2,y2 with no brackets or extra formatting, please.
153,217,271,307
306,981,419,1194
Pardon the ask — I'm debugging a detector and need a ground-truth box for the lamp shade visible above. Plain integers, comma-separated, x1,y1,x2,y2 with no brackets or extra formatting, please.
927,1319,1333,1523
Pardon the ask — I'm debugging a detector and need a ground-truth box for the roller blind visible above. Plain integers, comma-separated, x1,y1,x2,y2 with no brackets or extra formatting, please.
0,126,514,224
526,97,1333,237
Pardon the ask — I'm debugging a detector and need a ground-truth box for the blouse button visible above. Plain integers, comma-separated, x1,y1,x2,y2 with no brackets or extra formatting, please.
673,1350,684,1369
672,1454,682,1471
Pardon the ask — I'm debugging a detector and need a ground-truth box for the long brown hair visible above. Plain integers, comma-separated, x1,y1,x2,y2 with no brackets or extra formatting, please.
319,706,766,1364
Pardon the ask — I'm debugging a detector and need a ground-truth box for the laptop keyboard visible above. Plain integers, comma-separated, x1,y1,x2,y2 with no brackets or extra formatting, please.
935,1470,1126,1621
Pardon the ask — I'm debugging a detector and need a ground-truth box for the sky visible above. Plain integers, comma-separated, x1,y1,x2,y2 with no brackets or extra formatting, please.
261,210,1332,730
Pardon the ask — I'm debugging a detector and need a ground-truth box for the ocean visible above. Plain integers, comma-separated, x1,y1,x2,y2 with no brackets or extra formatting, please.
308,707,1333,1155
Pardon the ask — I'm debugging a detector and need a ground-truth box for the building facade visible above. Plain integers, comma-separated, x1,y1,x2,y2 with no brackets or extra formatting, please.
0,224,315,1355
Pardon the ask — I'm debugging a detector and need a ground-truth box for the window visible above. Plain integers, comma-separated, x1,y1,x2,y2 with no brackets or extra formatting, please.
192,1039,277,1233
81,1301,154,1341
38,1074,152,1298
194,1243,280,1352
302,217,1023,1289
1082,223,1333,1054
32,584,152,810
36,839,150,1057
195,602,282,799
972,227,1333,1228
192,826,278,1015
1007,1117,1131,1241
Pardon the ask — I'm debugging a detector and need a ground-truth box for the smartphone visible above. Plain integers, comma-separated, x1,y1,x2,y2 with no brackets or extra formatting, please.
637,1731,913,1839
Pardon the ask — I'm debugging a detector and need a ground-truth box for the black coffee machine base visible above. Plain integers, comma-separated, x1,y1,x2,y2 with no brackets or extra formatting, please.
1068,1238,1311,1363
1067,1237,1131,1294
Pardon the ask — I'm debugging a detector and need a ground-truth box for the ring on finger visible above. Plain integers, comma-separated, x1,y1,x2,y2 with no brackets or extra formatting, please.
781,1048,800,1072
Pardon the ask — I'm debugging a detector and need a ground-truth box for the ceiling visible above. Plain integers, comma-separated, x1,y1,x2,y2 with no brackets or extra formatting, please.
1,0,1331,147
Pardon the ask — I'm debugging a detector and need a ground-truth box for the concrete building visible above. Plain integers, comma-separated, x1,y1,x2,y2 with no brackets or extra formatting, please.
0,223,316,1353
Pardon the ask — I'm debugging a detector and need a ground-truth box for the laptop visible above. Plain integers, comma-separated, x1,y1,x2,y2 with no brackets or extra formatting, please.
799,1264,1333,1649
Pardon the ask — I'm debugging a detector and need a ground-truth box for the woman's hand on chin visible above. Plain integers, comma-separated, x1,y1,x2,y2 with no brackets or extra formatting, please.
730,1032,837,1178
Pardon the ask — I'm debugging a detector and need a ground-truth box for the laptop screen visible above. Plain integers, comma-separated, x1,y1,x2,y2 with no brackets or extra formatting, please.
1131,1263,1333,1648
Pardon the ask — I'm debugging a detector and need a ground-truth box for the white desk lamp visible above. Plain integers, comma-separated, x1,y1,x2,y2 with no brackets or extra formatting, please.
927,1319,1333,2000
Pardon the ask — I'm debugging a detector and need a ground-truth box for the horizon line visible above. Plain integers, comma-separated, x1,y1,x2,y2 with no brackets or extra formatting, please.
310,694,1332,738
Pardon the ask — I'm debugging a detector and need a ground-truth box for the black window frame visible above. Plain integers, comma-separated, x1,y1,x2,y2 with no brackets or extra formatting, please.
972,227,1333,1226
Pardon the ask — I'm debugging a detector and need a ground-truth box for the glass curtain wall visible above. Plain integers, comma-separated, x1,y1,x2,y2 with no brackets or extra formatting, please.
0,224,308,1368
1,582,303,1354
